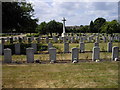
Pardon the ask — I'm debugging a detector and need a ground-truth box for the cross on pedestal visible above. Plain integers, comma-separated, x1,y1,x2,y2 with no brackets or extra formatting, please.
61,17,66,37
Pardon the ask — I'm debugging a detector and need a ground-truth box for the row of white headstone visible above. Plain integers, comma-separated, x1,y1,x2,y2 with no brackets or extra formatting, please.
3,46,119,63
1,35,120,44
0,42,116,55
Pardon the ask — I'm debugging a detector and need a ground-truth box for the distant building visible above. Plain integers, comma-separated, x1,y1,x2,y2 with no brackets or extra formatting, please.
66,26,81,30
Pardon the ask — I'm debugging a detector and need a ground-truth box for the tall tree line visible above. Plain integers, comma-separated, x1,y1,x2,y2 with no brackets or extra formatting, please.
66,18,120,34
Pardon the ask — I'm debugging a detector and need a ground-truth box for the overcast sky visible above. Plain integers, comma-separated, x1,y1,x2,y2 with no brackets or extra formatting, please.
26,0,119,26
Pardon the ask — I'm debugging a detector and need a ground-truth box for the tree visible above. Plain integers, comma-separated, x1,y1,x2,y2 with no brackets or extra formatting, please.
46,20,62,37
56,22,63,35
2,1,38,33
93,17,106,33
79,25,89,33
36,21,47,34
46,20,57,37
90,21,94,33
36,20,63,36
101,20,120,34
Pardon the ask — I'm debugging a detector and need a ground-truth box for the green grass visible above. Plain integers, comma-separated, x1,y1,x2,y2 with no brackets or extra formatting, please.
1,42,119,88
2,62,118,88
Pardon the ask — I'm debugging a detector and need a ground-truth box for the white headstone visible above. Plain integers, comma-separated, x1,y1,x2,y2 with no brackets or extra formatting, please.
112,46,119,60
92,47,100,61
49,48,56,63
107,42,112,52
26,48,34,63
64,43,69,53
72,48,79,62
80,42,85,53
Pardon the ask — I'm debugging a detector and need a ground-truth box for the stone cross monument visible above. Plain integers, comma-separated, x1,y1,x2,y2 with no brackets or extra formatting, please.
61,17,66,37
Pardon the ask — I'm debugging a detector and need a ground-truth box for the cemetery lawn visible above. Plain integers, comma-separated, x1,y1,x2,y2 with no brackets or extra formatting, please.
2,62,118,88
1,42,119,88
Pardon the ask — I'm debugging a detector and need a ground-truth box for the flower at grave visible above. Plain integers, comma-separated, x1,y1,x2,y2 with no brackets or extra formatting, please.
114,58,118,61
72,58,78,63
95,59,100,62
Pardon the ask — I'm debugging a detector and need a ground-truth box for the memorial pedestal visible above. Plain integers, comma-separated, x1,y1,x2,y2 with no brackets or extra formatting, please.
61,33,66,37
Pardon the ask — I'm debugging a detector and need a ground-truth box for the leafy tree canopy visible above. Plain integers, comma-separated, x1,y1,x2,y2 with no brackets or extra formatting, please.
36,20,63,37
2,1,38,33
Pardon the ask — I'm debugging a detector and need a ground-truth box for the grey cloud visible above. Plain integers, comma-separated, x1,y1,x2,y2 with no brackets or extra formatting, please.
92,2,117,10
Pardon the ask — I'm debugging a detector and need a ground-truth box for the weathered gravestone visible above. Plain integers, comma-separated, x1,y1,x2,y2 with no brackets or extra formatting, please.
92,47,100,61
72,48,79,62
49,47,56,63
109,36,113,42
107,42,112,52
71,37,75,43
15,43,20,55
48,43,53,52
26,48,34,63
31,36,34,42
53,36,57,43
112,46,119,60
0,44,4,55
96,36,99,43
67,37,71,42
76,36,79,41
31,43,37,53
80,42,85,53
88,36,92,42
4,48,12,63
103,36,107,42
59,36,62,41
64,42,69,53
94,42,99,47
63,37,66,43
80,37,84,42
46,37,49,43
